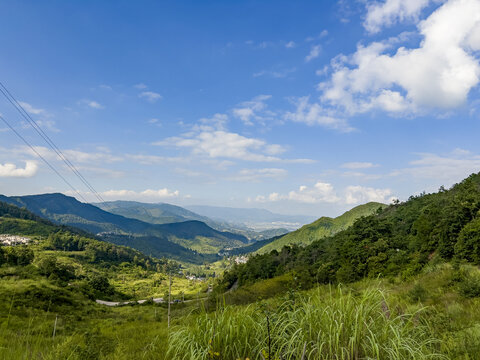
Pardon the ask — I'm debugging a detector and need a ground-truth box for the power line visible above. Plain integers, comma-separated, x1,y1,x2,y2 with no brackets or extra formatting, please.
0,114,89,203
0,81,107,205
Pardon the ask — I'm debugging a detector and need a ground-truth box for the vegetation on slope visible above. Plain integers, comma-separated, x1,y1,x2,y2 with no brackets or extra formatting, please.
256,201,386,254
222,173,480,290
169,286,442,360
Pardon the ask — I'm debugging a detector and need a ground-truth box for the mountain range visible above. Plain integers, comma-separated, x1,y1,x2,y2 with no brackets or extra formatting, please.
0,193,249,261
95,200,289,240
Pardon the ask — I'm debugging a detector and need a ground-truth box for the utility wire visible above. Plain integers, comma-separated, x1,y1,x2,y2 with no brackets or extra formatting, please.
0,81,107,205
0,114,89,203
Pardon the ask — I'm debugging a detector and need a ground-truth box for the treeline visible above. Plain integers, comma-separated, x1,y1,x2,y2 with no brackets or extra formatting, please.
0,201,51,223
222,173,480,290
45,232,170,270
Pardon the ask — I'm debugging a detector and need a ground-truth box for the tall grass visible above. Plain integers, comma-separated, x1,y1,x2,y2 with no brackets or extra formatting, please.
168,286,444,360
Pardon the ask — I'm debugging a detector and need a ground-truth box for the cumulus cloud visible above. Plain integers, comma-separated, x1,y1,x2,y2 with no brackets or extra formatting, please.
364,0,433,34
255,182,340,204
321,0,480,115
139,91,162,102
285,96,354,132
232,95,273,126
253,181,393,205
155,129,287,162
0,161,38,178
305,45,322,62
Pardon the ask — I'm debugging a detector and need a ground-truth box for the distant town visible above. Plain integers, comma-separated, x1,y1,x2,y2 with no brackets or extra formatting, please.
0,234,31,246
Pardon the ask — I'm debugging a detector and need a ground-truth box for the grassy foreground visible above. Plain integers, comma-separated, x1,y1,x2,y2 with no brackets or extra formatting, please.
4,262,480,359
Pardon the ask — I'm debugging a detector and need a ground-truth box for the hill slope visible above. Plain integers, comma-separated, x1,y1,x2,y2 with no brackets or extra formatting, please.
0,193,247,257
256,202,386,254
221,172,480,289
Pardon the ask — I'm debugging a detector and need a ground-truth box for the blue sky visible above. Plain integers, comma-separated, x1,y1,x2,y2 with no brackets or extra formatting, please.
1,0,480,217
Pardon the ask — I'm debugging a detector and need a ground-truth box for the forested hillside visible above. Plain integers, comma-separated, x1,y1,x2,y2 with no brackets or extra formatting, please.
222,173,480,289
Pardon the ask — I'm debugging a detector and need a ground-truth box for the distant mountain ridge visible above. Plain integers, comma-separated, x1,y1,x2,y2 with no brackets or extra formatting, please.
96,200,213,225
96,200,290,241
0,193,248,257
256,202,386,254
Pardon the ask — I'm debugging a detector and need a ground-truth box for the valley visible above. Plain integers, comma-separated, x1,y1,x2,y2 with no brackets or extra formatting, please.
2,173,480,358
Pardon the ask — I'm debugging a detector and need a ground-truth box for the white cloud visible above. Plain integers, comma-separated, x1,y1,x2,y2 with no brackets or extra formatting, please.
345,185,392,204
255,182,340,204
139,91,162,103
79,100,104,109
391,148,480,183
305,44,322,62
364,0,433,34
155,129,286,162
0,161,38,178
134,83,148,89
232,95,273,125
87,101,103,109
18,101,45,115
285,41,296,48
198,113,228,130
321,0,480,115
285,96,355,132
341,162,379,169
253,181,393,205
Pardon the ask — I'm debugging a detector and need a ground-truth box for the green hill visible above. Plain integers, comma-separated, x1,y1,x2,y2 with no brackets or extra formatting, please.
0,193,248,256
256,202,386,254
221,172,480,289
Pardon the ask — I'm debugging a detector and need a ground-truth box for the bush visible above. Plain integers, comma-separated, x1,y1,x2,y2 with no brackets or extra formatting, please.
458,272,480,298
